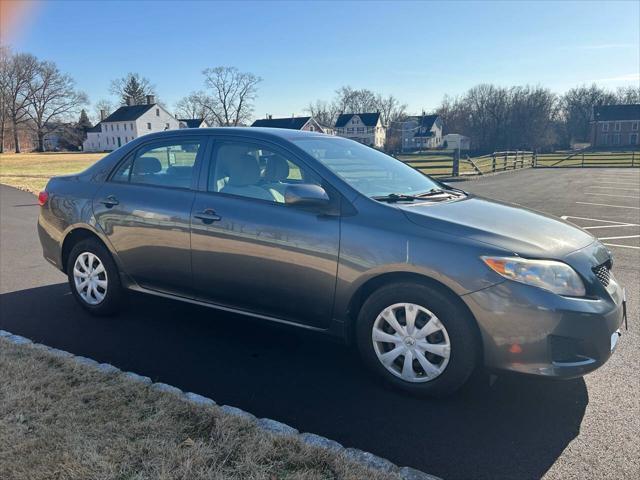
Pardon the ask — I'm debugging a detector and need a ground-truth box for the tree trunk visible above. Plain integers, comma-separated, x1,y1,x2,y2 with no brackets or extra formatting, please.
0,118,5,154
38,131,45,152
13,118,20,153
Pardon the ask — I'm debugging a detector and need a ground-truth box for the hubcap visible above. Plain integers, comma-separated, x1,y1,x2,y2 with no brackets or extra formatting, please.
73,252,108,305
372,302,451,383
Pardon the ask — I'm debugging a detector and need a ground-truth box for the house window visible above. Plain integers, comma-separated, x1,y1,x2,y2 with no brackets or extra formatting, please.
352,118,359,124
601,134,608,145
347,128,354,134
357,127,364,133
147,123,152,130
612,134,621,145
632,122,638,131
614,122,621,131
123,124,126,131
116,124,119,131
630,133,638,145
110,124,114,131
156,109,160,116
602,122,609,132
131,123,134,130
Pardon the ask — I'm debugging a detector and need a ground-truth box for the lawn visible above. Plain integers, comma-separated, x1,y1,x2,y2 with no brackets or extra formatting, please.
0,337,400,480
0,152,106,194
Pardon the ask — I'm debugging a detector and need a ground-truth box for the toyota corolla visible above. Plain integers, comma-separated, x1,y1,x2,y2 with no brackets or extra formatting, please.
37,128,625,396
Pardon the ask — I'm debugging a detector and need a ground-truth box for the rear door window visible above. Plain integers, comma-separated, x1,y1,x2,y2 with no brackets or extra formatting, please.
112,140,202,189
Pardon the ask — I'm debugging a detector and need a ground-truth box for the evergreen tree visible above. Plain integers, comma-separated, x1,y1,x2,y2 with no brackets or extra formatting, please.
78,109,91,132
110,73,155,105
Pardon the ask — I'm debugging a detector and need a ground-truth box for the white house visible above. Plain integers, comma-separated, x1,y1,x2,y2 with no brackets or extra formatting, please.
179,118,209,128
443,134,470,151
251,115,324,133
401,114,443,152
334,113,385,148
83,96,180,152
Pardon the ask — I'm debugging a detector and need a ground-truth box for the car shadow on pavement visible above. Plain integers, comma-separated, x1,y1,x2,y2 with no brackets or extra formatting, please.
0,283,588,480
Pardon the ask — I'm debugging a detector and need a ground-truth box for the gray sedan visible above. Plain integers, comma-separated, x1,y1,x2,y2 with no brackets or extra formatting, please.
37,128,625,396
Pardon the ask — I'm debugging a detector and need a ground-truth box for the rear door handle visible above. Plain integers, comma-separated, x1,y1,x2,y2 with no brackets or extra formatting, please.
99,195,119,207
194,208,221,224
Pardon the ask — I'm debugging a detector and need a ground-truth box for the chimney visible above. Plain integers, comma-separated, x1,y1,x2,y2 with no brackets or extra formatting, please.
146,95,155,105
125,96,132,106
100,109,107,121
267,114,272,120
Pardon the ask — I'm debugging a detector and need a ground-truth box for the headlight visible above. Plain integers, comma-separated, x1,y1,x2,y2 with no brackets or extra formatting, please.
482,256,586,297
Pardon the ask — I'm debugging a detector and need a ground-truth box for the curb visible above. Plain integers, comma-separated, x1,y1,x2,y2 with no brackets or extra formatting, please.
0,330,440,480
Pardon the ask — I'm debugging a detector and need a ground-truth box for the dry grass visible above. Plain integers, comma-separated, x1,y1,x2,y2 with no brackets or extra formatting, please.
0,152,106,193
0,338,399,480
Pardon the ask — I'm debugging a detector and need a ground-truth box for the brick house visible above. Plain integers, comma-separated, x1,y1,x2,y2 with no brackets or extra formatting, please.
590,104,640,148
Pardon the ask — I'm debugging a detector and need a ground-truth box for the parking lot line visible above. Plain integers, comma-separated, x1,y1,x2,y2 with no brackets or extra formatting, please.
601,243,640,250
576,202,640,210
560,215,637,225
598,235,640,240
584,192,640,199
588,186,640,191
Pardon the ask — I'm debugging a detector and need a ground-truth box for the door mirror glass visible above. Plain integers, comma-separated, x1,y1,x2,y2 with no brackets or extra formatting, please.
285,184,330,208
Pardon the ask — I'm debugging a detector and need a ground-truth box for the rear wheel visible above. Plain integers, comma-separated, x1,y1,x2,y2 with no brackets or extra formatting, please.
356,282,479,397
67,238,123,316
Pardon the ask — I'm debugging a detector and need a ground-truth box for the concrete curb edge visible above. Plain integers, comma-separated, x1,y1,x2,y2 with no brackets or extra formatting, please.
0,330,440,480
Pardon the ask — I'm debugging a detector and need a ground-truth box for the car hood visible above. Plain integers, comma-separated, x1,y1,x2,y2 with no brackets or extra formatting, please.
398,195,595,258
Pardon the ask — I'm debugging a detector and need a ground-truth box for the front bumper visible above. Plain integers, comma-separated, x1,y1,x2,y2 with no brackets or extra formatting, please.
462,244,625,378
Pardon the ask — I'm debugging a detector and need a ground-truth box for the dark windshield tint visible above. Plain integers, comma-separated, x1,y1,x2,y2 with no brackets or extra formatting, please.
293,137,440,197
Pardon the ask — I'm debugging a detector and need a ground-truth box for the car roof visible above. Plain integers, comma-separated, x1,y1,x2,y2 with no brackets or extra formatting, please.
139,127,329,143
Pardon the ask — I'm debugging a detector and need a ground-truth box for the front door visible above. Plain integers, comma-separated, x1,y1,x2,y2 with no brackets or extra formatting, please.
93,137,205,296
190,138,340,328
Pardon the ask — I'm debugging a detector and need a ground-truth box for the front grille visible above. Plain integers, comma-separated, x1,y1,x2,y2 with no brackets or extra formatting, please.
592,261,611,287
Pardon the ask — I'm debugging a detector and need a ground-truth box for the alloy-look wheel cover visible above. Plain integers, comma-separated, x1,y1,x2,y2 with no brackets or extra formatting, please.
73,252,108,305
372,302,451,383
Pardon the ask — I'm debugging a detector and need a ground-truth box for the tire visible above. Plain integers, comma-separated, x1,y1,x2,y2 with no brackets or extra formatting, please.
356,282,479,397
66,238,124,316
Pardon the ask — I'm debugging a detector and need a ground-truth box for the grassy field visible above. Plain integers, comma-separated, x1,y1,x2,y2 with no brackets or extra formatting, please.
0,337,400,480
0,152,106,193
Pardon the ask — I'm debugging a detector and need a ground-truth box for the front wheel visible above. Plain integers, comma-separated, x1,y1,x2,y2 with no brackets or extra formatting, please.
67,238,124,316
356,283,479,397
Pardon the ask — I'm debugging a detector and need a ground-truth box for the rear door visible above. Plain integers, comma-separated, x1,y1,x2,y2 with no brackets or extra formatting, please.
93,137,206,297
190,136,341,328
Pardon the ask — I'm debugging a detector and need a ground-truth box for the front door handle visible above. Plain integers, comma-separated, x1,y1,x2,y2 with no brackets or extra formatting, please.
99,195,119,208
194,208,221,224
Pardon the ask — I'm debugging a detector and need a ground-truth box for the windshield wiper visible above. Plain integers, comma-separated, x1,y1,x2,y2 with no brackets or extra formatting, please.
371,193,420,203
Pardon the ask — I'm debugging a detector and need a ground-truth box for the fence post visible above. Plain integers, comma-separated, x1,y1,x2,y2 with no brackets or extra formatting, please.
452,149,460,177
492,153,496,172
504,151,508,170
533,151,537,167
633,150,635,167
582,151,585,167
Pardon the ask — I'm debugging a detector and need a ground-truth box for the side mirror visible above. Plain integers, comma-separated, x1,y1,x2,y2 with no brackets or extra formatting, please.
285,184,330,209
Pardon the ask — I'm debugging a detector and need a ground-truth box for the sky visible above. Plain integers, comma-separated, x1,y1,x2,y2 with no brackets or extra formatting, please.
3,0,639,121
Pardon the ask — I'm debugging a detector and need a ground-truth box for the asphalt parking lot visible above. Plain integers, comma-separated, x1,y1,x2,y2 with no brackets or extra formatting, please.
1,167,638,480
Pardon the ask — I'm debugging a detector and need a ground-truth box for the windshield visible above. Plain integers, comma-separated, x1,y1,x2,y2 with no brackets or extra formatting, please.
293,137,441,198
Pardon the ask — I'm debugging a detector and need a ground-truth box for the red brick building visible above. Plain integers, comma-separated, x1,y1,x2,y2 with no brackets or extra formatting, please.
590,104,640,148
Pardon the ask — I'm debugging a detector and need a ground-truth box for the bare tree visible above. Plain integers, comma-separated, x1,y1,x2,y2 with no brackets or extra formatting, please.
0,45,11,153
201,66,262,126
616,86,640,104
174,91,211,122
2,52,38,152
93,98,114,123
306,100,341,129
110,72,156,105
560,84,617,143
26,60,88,151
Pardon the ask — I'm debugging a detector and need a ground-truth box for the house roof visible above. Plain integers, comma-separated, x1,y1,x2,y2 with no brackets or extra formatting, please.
251,116,311,130
408,114,440,130
87,123,102,133
102,104,155,123
593,104,640,121
178,118,204,128
335,112,380,128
